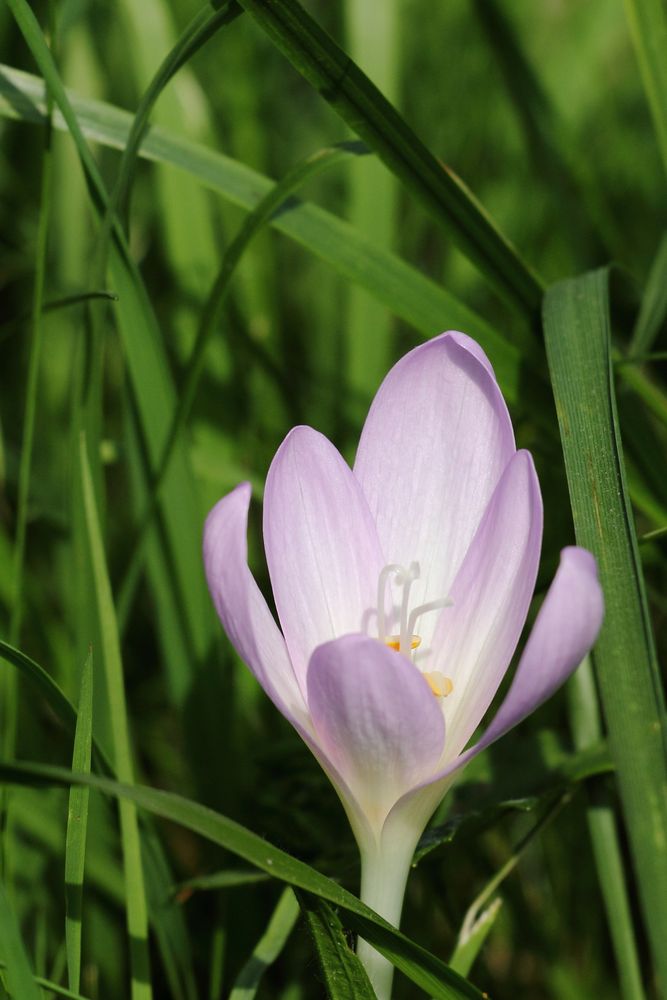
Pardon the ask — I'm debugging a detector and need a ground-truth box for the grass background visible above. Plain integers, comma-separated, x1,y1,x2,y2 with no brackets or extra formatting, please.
0,0,666,997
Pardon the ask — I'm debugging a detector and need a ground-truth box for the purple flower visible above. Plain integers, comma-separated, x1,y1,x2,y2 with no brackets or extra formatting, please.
204,331,603,994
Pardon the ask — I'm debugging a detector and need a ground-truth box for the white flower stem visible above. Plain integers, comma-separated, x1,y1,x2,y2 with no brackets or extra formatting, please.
356,839,415,1000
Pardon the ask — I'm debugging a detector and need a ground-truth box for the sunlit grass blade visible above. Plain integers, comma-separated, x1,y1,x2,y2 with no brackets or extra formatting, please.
543,269,667,988
623,0,667,175
116,140,369,626
65,649,93,995
235,0,543,315
298,892,375,999
78,436,152,999
0,879,42,1000
343,0,399,393
568,658,645,1000
0,64,527,404
629,231,667,356
448,900,501,980
0,762,485,1000
228,888,300,1000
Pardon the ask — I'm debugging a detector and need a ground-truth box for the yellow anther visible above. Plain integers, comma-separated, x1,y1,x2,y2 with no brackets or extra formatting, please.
385,635,422,652
423,672,454,698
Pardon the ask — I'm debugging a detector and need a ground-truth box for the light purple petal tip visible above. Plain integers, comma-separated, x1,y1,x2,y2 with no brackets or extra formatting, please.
353,331,516,649
307,634,446,830
203,483,307,723
263,426,385,686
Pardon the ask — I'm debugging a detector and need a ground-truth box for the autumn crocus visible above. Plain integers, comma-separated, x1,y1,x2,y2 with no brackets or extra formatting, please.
203,331,603,998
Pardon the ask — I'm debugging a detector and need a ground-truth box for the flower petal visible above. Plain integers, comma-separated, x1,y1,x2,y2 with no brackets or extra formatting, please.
387,546,603,826
263,426,385,685
430,449,543,759
203,483,308,723
307,634,446,835
465,546,604,759
353,331,515,647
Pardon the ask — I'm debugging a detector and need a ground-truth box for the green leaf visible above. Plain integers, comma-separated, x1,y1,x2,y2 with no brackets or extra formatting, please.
543,268,667,989
78,436,152,999
0,64,525,405
0,762,484,1000
0,961,94,1000
236,0,543,315
228,888,300,1000
65,650,94,994
297,892,376,1000
0,880,41,1000
448,900,501,980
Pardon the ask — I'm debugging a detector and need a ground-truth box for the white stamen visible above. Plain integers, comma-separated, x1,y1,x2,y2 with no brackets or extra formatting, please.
397,562,419,655
407,597,454,642
376,563,405,642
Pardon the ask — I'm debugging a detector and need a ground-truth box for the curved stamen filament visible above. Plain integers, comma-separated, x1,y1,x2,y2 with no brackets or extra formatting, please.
407,597,453,642
376,563,405,642
397,562,419,655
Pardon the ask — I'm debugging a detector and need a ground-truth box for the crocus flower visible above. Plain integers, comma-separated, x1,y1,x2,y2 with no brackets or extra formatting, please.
203,331,603,998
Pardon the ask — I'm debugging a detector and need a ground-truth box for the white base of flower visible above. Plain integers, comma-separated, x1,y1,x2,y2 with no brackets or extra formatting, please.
356,837,417,1000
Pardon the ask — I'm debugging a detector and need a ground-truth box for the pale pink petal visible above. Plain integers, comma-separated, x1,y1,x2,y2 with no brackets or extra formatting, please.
263,427,385,686
353,331,515,649
307,634,445,834
203,483,308,721
429,449,543,758
461,546,604,761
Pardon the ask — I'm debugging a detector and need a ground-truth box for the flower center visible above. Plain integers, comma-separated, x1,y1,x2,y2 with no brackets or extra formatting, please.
376,562,454,699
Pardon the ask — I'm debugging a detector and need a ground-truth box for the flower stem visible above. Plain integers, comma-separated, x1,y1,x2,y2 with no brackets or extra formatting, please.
356,840,415,1000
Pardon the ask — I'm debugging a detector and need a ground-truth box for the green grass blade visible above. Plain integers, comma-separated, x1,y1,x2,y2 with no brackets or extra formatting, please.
65,650,93,994
543,269,667,988
623,0,667,175
343,0,399,394
448,900,501,980
78,436,152,999
0,960,95,998
228,888,299,1000
236,0,543,315
0,880,42,1000
568,658,645,1000
297,892,376,1000
0,762,485,1000
0,64,526,404
629,231,667,356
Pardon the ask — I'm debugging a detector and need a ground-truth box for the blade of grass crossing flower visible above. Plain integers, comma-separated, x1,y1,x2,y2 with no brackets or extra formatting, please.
343,0,399,395
297,892,376,1000
228,888,300,1000
0,879,42,1000
0,762,485,1000
623,0,667,176
568,658,645,1000
78,436,152,999
65,649,93,995
235,0,544,315
543,269,667,988
0,65,526,404
116,141,369,627
628,232,667,356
